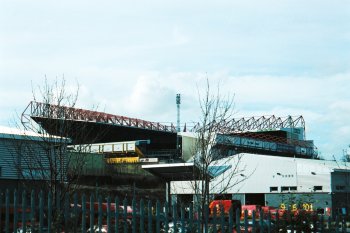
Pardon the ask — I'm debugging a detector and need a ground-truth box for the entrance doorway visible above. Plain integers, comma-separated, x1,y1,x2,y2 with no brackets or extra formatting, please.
245,193,265,206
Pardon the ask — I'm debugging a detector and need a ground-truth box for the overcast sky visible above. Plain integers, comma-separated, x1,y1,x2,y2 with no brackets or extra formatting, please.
0,0,349,160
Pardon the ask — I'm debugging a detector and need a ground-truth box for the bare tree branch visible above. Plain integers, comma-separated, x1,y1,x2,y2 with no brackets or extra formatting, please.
189,78,250,219
5,77,103,231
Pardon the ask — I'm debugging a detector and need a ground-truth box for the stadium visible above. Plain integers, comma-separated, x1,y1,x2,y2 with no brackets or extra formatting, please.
0,100,345,215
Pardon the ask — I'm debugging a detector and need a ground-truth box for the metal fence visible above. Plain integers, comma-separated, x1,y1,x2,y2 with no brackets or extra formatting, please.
0,189,349,233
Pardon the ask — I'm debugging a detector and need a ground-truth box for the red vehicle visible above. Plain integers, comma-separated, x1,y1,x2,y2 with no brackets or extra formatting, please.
209,200,242,217
261,206,279,219
261,206,277,214
241,205,262,220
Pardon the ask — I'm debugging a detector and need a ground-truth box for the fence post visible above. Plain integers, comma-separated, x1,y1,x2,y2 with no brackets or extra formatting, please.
98,195,103,233
132,198,136,233
220,204,225,233
274,211,279,232
252,210,256,233
123,198,128,233
81,194,86,233
64,192,69,232
267,211,271,233
259,209,264,233
229,206,234,232
164,201,169,233
148,200,152,233
335,215,340,233
312,212,317,233
236,208,241,233
5,189,9,233
320,214,324,233
197,204,201,233
13,189,18,233
73,192,78,233
22,190,27,233
39,190,44,233
204,204,209,233
189,202,193,232
139,199,144,233
107,196,111,233
115,196,120,233
56,190,61,233
172,202,177,233
291,211,295,233
47,192,52,233
90,194,94,232
0,190,2,233
156,200,161,233
181,204,186,233
30,190,35,233
244,209,248,233
342,215,346,233
328,214,332,232
212,205,217,233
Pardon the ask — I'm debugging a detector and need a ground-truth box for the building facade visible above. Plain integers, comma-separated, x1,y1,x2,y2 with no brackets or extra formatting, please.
171,153,350,215
0,126,67,191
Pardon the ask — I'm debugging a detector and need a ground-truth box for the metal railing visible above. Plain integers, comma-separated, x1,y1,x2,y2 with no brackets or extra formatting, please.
0,189,349,233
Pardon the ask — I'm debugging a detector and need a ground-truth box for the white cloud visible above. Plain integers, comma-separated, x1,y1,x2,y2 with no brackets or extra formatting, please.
0,0,349,160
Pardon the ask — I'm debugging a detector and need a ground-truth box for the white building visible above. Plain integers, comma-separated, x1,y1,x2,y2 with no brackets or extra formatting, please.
171,153,350,214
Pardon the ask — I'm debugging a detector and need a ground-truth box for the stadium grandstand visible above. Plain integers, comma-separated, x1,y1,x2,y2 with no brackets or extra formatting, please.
22,101,318,163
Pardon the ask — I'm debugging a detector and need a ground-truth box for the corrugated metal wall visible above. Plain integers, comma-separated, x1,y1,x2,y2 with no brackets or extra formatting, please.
0,138,19,179
0,137,67,181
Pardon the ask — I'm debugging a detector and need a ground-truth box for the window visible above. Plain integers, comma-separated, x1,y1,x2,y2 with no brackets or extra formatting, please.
313,186,323,191
270,187,278,192
336,185,345,191
281,186,297,192
0,166,1,177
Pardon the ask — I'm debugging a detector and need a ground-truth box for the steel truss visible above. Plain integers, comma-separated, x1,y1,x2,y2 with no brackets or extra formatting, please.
22,101,177,133
192,115,305,134
225,115,305,133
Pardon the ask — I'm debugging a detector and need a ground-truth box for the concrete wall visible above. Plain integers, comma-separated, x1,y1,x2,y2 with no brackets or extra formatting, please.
181,134,197,162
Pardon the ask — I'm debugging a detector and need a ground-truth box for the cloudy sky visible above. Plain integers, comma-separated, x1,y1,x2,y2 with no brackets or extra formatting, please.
0,0,349,160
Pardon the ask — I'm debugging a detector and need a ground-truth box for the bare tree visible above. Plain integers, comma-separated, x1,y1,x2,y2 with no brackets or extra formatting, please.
6,77,104,230
185,79,249,218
